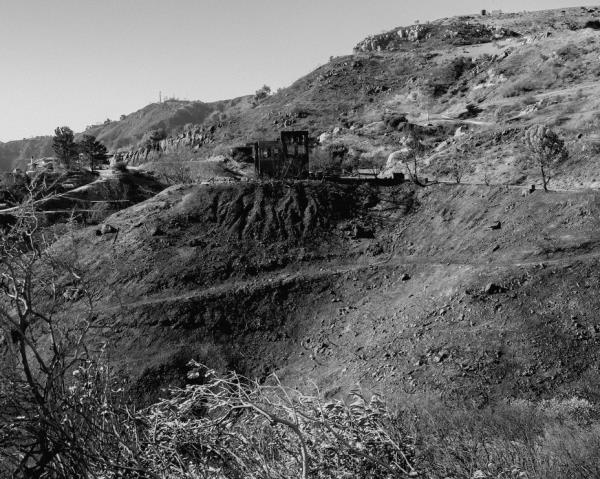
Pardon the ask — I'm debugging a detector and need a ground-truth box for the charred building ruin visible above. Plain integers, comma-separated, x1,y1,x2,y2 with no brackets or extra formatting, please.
232,131,310,179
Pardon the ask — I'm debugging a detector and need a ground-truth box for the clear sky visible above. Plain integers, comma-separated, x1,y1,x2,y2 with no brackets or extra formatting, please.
0,0,596,142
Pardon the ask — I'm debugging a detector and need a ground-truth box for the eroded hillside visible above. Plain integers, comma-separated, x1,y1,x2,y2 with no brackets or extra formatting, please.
8,3,600,410
43,179,600,407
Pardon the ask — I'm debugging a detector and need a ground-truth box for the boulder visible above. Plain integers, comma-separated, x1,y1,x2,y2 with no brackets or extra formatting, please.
97,224,118,235
318,132,331,144
150,225,165,236
483,283,505,294
352,224,374,239
455,126,468,138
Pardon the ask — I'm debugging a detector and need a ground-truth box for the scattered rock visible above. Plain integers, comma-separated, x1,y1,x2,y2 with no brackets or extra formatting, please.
63,287,83,301
455,126,468,138
318,132,331,144
187,237,205,247
401,273,411,281
367,242,384,256
96,224,118,235
150,225,165,236
352,224,374,239
488,221,502,230
483,283,505,295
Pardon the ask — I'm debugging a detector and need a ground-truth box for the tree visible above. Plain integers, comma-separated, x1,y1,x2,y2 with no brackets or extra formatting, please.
524,124,568,192
52,127,78,170
447,144,474,184
78,134,108,172
401,126,426,185
254,84,272,101
449,157,474,184
140,128,167,150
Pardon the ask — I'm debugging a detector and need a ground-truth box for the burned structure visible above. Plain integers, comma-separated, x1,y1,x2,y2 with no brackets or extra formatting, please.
232,131,310,179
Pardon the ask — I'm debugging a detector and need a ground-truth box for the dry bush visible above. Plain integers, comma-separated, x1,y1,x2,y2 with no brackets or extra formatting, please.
310,147,343,177
148,151,202,185
499,78,544,98
0,198,147,477
403,398,600,479
140,364,416,478
152,162,197,185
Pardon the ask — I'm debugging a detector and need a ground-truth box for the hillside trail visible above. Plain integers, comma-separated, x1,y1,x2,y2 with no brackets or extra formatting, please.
480,81,600,109
96,246,600,315
0,174,128,215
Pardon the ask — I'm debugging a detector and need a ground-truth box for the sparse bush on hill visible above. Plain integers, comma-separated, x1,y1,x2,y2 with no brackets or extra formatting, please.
500,77,544,98
400,127,427,185
254,84,272,103
555,43,582,61
522,124,568,191
152,161,196,185
431,145,475,184
140,128,167,149
426,56,475,97
310,147,343,177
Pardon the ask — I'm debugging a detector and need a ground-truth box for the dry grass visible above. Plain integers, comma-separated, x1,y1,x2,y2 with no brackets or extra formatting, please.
402,397,600,479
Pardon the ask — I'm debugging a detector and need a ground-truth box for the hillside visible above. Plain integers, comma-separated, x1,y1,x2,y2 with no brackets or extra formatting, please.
15,2,600,405
7,5,600,188
82,96,253,151
7,6,600,476
0,136,53,171
0,96,253,171
46,179,600,409
200,6,600,189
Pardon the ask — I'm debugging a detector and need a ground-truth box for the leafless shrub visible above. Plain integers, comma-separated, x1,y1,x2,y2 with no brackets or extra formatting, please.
153,162,197,185
0,194,146,477
140,363,416,478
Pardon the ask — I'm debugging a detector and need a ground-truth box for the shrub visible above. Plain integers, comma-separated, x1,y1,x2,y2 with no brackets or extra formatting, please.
254,85,272,102
555,43,581,61
402,398,600,479
500,77,543,97
140,364,417,478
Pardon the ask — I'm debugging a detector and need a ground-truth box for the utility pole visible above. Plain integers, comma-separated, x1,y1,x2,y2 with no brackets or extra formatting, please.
159,91,162,103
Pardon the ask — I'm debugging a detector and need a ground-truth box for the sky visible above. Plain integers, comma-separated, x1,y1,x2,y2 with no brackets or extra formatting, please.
0,0,596,142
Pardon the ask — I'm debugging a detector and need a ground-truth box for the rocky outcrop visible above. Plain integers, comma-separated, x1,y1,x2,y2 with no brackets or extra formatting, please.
354,21,517,52
354,25,430,52
122,123,220,165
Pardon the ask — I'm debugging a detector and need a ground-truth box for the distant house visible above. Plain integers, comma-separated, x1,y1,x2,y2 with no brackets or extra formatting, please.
356,168,380,179
233,131,310,179
27,157,58,173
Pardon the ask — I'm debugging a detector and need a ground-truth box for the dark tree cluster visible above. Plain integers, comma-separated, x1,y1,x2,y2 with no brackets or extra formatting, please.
52,127,108,171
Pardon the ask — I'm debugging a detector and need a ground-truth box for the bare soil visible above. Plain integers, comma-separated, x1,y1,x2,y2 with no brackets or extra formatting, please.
48,180,600,407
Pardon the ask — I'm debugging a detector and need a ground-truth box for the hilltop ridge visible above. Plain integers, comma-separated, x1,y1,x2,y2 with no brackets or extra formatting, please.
6,5,600,191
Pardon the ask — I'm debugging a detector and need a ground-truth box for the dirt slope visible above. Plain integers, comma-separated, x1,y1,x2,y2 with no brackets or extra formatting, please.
48,181,600,406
